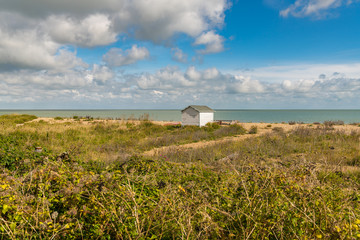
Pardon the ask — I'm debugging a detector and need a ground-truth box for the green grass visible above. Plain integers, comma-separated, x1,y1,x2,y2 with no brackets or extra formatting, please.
0,117,360,239
0,114,37,126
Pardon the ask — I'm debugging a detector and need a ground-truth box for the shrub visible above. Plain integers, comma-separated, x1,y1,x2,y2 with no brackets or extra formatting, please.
204,122,221,131
54,116,64,120
272,127,284,133
139,113,150,121
165,124,182,130
347,156,360,166
213,124,246,137
0,114,37,125
323,120,344,127
248,125,258,134
0,119,360,239
288,121,296,125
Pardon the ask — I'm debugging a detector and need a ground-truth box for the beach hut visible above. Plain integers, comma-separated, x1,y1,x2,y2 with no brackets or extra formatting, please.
181,105,214,127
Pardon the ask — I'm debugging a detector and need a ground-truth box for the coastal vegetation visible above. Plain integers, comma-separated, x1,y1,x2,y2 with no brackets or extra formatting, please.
0,114,360,239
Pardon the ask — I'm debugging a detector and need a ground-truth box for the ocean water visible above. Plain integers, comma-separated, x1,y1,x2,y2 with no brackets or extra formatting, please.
0,109,360,123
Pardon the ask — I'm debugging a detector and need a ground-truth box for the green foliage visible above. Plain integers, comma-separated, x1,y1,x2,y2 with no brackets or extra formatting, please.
0,132,52,172
0,118,360,239
54,116,64,120
165,123,181,130
248,125,258,134
0,114,37,125
205,122,221,130
347,156,360,166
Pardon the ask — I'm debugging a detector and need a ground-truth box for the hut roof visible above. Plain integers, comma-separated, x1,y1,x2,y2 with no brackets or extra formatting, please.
182,105,214,113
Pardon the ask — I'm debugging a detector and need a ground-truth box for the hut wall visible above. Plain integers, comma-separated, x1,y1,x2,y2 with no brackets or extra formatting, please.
181,107,200,126
199,112,214,127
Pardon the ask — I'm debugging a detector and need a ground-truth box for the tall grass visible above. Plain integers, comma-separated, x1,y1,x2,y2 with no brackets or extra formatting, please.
0,118,360,239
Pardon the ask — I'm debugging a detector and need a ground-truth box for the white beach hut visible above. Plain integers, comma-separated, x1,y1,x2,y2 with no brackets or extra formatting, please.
181,105,214,127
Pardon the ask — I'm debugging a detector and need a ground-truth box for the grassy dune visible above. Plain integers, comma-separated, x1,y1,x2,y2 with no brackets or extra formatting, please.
0,114,360,239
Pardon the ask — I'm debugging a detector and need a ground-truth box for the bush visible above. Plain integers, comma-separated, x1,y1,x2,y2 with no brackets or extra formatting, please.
205,122,221,131
165,124,182,130
0,119,360,239
248,125,258,134
323,120,344,127
272,127,284,133
0,114,37,125
347,156,360,166
54,116,64,120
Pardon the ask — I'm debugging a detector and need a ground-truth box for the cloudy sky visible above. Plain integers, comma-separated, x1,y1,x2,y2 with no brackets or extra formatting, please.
1,0,360,109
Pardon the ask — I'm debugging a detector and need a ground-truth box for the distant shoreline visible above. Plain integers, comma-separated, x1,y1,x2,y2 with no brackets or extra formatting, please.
1,109,360,124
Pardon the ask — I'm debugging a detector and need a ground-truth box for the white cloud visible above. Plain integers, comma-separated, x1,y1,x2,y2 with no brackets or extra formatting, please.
236,63,360,83
203,67,220,79
0,0,229,45
280,0,358,18
0,26,86,70
87,65,115,84
171,48,187,63
230,76,265,93
45,14,117,47
116,0,228,42
103,45,150,67
186,66,201,80
194,31,225,54
0,0,229,78
1,64,360,108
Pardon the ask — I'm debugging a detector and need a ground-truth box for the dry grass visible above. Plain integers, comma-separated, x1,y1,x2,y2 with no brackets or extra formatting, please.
1,115,360,239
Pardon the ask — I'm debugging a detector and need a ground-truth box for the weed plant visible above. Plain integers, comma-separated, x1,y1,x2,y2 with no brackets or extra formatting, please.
0,114,37,126
0,116,360,239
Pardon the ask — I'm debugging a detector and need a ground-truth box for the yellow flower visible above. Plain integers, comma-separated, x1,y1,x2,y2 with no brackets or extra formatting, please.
178,185,186,193
355,219,360,225
316,234,322,239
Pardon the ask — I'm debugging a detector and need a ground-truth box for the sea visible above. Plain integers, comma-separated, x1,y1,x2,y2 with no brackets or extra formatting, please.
1,109,360,124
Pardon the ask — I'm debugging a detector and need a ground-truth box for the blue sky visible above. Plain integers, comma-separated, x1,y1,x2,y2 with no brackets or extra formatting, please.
0,0,360,109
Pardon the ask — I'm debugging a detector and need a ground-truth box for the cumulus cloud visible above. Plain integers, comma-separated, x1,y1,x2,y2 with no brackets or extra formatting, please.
186,66,201,80
45,14,117,47
194,31,225,54
0,26,86,71
115,0,228,42
0,0,230,91
87,65,115,84
0,0,229,46
171,48,187,63
203,67,220,79
131,66,265,95
229,76,265,93
240,63,360,83
280,0,358,18
2,63,360,108
103,45,150,67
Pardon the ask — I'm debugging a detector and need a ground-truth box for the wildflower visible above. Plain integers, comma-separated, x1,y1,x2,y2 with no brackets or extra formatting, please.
178,185,186,193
